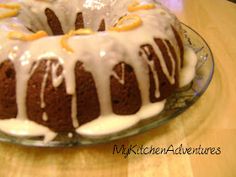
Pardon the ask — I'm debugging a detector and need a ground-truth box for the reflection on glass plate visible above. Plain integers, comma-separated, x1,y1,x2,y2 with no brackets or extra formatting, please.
0,23,214,147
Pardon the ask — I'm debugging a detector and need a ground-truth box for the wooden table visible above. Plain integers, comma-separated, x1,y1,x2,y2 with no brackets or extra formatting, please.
0,0,236,176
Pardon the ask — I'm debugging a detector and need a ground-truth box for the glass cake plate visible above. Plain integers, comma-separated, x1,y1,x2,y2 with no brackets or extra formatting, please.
0,23,214,147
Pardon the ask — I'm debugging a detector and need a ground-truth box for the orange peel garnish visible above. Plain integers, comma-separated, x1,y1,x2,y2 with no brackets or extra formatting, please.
0,4,20,10
73,28,94,35
61,32,74,53
61,28,94,53
128,0,155,12
8,31,48,41
0,3,21,19
109,14,142,32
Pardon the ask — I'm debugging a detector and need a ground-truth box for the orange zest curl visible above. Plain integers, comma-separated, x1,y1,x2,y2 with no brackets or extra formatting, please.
61,32,74,53
0,4,20,10
73,28,94,35
0,3,21,19
8,31,48,41
128,0,156,12
61,28,94,53
109,14,142,32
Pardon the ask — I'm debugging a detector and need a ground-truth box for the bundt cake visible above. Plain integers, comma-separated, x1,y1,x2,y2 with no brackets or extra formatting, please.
0,0,197,142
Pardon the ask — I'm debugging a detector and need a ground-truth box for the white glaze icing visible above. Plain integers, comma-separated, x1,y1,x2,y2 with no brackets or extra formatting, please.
0,0,197,141
0,119,57,143
152,39,176,84
51,62,64,88
71,94,79,128
68,132,73,138
111,62,125,85
76,114,140,136
42,112,48,121
40,60,50,108
138,100,166,120
140,45,161,98
179,46,198,87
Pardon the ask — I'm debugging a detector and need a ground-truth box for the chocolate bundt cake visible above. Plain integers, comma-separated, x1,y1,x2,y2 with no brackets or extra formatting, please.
0,0,197,141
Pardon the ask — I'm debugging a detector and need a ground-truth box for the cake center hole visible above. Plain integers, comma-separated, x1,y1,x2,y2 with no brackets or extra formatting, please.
36,9,106,36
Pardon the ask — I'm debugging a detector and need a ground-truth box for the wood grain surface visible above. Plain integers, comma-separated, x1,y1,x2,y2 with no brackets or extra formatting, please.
0,0,236,176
